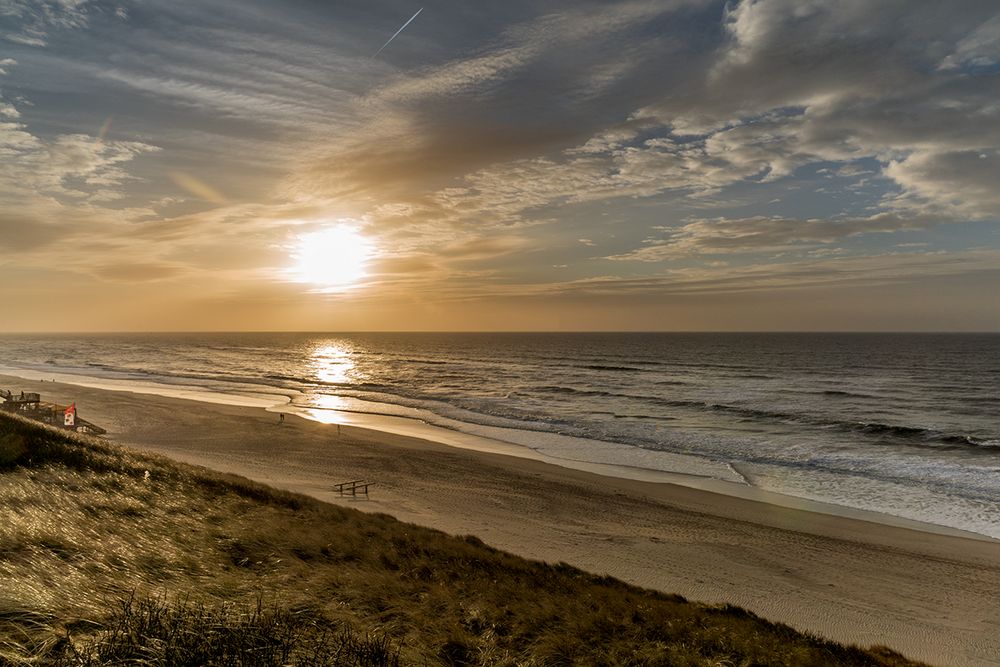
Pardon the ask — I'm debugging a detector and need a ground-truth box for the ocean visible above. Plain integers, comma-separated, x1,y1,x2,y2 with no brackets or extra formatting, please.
0,332,997,537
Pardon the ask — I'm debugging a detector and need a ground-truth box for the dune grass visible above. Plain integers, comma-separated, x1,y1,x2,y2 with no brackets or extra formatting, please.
0,411,925,666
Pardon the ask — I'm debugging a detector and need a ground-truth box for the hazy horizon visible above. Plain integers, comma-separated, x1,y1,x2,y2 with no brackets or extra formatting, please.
3,329,999,335
2,1,999,332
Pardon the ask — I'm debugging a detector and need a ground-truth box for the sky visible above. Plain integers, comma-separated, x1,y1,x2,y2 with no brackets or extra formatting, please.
1,0,999,332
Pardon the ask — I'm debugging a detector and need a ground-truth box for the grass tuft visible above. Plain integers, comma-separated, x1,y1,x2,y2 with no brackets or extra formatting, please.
52,593,400,666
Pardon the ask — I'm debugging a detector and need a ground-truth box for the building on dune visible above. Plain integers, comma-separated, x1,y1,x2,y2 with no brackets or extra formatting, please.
0,389,106,435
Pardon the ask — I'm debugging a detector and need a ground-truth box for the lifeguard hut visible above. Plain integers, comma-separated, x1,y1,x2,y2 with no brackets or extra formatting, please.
0,389,106,435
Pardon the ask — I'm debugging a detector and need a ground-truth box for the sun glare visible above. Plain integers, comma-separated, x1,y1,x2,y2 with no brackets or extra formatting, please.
290,225,374,291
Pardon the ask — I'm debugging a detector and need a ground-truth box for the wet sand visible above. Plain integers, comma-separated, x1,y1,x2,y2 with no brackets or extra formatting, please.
5,374,1000,666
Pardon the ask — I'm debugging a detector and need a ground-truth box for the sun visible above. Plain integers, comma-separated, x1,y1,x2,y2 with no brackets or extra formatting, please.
289,225,374,291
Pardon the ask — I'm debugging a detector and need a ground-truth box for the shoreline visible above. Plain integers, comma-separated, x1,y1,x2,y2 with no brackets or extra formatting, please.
284,400,998,543
4,373,1000,664
1,367,992,543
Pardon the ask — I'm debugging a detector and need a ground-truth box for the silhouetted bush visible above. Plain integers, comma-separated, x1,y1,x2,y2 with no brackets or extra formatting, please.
0,431,26,468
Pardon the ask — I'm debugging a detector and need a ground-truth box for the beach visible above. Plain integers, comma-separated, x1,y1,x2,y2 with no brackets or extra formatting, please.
5,373,1000,667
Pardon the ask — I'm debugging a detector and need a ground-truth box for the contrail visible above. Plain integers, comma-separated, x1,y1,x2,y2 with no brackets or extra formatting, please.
373,7,423,58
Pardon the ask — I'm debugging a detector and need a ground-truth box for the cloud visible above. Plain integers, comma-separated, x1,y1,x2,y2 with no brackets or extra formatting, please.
885,149,1000,219
86,66,332,130
0,58,19,117
636,0,1000,215
91,261,185,282
607,214,927,261
1,0,999,330
280,0,1000,243
396,118,819,227
291,0,710,206
1,0,94,47
0,212,72,251
939,13,1000,70
438,234,531,262
374,1,687,103
544,249,1000,298
0,109,168,284
0,130,159,201
0,120,42,156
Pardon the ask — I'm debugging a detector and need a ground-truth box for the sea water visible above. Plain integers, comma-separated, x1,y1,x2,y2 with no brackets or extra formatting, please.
0,332,997,537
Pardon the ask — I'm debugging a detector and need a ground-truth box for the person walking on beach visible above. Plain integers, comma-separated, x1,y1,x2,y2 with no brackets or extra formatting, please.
279,413,285,424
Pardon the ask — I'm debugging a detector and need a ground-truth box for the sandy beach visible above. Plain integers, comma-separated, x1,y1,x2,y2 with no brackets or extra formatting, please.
5,374,1000,666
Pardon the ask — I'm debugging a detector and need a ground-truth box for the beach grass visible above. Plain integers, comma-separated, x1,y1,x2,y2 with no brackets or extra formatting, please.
0,411,925,666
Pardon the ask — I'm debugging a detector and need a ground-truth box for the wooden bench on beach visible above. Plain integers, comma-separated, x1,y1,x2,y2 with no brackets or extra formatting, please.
333,480,372,497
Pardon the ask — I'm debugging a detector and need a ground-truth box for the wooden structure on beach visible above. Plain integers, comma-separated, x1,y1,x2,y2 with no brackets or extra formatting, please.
0,389,107,435
0,390,40,411
333,479,372,497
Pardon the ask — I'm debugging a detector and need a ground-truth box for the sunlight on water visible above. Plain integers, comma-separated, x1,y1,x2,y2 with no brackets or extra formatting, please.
311,343,355,385
301,394,353,424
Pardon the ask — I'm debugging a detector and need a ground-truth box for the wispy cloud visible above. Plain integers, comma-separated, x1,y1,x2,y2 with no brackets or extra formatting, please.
1,0,94,47
538,249,1000,298
607,214,928,261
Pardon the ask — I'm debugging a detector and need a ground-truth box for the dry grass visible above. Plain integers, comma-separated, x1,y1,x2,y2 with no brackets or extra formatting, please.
0,411,927,666
53,594,400,666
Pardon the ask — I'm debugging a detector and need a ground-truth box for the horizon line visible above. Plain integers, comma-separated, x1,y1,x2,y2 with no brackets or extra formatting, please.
1,330,998,335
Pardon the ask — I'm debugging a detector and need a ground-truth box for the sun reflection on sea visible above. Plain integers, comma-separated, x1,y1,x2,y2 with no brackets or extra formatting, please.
301,394,353,424
312,343,355,385
305,343,358,424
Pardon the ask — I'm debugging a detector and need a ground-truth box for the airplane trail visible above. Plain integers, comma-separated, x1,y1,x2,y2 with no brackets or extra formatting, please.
373,7,423,58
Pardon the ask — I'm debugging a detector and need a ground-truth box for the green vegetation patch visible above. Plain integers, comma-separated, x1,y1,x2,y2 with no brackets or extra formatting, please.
0,412,924,666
